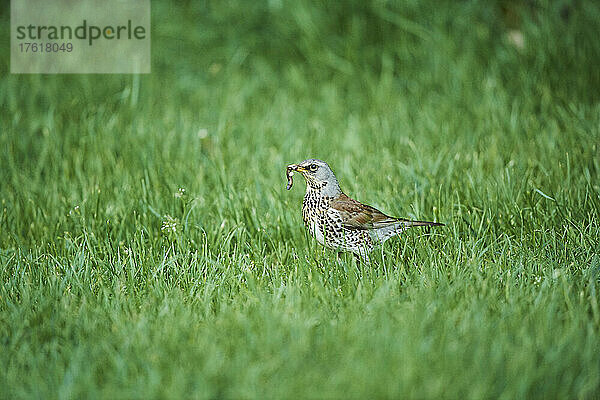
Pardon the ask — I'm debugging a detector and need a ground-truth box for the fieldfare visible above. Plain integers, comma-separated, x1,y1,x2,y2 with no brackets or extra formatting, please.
286,159,443,258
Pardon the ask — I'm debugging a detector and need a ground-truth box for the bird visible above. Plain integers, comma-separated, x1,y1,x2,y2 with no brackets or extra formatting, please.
286,159,444,259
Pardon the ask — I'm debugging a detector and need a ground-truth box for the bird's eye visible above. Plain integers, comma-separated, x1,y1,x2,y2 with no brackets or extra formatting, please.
309,164,318,172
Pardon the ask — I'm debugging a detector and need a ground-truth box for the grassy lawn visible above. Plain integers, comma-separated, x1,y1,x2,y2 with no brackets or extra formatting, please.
1,1,599,398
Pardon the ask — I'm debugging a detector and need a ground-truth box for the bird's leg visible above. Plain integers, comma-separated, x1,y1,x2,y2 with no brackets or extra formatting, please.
354,253,372,268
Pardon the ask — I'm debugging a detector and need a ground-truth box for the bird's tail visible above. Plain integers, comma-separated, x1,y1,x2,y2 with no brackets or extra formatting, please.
372,219,443,243
400,219,445,228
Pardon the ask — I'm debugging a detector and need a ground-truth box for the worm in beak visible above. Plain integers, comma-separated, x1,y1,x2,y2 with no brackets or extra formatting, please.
286,164,298,190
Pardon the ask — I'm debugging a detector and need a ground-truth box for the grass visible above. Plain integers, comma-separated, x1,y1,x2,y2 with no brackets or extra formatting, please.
1,1,600,398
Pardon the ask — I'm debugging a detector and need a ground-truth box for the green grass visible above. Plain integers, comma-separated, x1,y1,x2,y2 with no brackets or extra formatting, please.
1,1,600,398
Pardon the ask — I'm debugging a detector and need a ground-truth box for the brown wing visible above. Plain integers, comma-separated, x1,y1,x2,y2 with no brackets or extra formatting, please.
330,193,445,230
329,194,399,230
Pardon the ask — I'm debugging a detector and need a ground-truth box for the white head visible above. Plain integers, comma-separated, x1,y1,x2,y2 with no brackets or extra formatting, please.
288,159,341,197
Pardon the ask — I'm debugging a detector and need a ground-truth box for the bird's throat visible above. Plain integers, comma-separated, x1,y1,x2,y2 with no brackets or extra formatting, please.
305,179,341,198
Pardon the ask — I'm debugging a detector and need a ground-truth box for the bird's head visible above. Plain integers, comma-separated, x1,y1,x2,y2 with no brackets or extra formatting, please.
287,159,341,195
